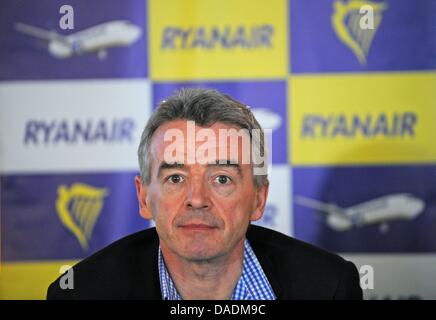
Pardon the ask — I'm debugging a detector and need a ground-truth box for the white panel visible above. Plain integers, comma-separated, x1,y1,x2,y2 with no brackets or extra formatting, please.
342,254,436,300
0,79,151,173
254,164,292,236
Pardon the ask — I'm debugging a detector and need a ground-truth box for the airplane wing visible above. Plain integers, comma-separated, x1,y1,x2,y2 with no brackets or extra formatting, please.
295,195,353,230
294,195,344,214
15,23,68,45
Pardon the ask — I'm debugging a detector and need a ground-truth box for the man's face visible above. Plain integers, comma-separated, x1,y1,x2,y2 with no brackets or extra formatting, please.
135,119,268,262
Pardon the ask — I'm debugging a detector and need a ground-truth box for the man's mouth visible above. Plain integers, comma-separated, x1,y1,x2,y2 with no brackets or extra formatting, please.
179,223,218,231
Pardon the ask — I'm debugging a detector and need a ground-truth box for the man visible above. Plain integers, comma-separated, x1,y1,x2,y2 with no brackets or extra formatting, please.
47,88,362,300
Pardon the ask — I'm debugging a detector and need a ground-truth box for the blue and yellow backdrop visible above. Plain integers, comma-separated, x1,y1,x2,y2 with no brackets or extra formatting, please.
0,0,435,299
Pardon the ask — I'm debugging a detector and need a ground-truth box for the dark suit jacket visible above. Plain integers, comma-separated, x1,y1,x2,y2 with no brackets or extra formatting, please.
47,225,363,300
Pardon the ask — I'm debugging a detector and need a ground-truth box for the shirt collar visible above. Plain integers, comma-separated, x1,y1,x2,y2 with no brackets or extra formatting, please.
158,239,276,300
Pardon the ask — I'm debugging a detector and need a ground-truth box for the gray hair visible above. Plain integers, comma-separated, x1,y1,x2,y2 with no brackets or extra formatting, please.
138,88,268,187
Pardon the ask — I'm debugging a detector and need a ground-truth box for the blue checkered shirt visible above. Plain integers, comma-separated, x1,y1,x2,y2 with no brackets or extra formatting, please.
158,239,276,300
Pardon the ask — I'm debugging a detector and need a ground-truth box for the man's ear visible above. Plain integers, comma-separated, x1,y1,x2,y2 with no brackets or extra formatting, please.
135,175,153,220
250,180,269,222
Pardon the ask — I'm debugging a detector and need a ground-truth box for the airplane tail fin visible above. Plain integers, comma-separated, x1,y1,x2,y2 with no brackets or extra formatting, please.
15,23,67,44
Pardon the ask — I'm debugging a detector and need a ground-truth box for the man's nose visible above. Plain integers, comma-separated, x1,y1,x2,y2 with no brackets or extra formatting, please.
184,179,210,209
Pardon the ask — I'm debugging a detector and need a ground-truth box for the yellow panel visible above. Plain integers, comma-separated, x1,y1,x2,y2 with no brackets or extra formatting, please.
149,0,288,80
0,260,77,300
290,72,436,165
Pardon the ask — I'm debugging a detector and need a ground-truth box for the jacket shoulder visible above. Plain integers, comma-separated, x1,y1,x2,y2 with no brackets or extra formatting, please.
248,225,347,266
47,228,160,300
247,225,362,300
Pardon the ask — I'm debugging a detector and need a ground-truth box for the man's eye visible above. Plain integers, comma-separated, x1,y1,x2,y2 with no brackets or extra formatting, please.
168,175,184,184
214,175,231,185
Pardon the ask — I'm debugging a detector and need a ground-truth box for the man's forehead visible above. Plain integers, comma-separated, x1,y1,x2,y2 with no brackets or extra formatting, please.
151,120,250,148
153,119,243,135
149,120,253,167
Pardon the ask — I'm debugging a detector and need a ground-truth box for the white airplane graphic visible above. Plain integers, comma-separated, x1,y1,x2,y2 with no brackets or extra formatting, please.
15,20,142,59
295,193,424,232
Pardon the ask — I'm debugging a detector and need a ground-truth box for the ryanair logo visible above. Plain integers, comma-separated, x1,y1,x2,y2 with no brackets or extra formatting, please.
332,0,388,65
301,113,417,139
24,118,135,145
149,0,287,79
160,25,274,50
290,73,436,165
56,183,108,250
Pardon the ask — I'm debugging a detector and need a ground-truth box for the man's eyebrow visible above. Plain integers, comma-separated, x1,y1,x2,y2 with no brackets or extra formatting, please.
207,160,242,176
157,162,185,178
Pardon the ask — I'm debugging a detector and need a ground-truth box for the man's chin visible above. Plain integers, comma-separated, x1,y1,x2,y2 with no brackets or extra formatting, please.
178,246,223,262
